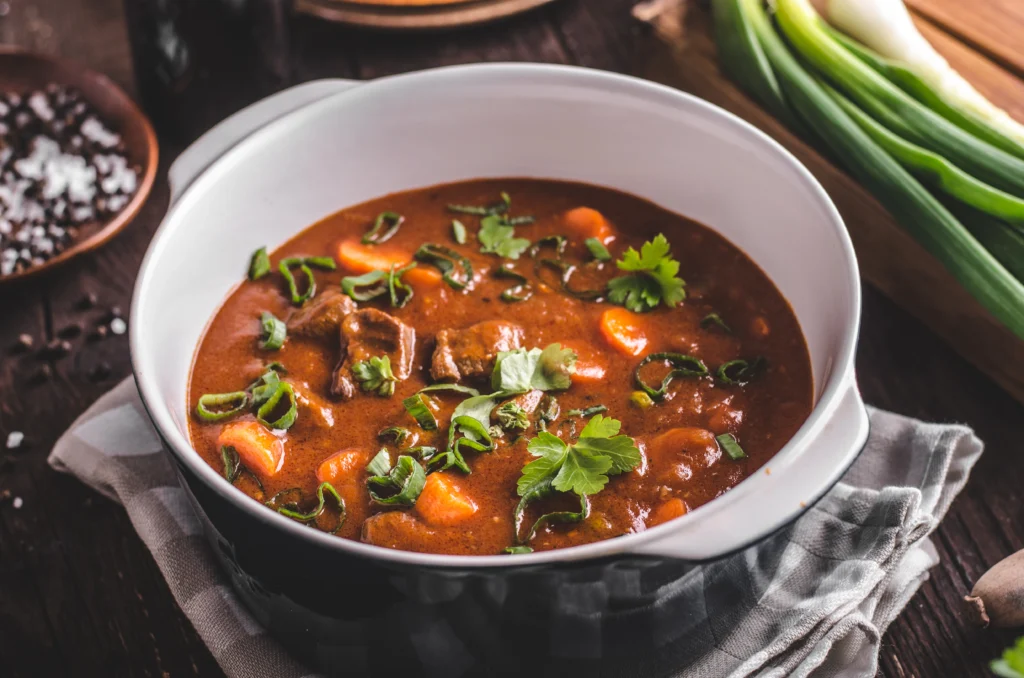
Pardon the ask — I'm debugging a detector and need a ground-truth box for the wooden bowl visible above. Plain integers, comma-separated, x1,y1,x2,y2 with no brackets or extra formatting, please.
295,0,558,30
0,48,158,284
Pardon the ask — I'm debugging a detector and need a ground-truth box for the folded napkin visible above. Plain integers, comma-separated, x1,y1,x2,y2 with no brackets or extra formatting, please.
49,377,982,678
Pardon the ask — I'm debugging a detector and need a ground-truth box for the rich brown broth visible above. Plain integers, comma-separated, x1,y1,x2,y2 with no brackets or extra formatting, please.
188,178,812,556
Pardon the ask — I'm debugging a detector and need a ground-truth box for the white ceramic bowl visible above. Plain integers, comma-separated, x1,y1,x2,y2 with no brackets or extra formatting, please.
131,63,867,567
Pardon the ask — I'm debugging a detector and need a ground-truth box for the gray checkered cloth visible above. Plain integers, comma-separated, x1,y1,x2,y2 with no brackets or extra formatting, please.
49,377,982,678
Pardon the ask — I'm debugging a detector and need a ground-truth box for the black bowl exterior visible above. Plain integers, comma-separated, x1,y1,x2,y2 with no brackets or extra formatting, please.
169,453,789,677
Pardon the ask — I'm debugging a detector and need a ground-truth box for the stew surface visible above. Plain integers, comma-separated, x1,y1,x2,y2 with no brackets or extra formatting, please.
188,179,812,556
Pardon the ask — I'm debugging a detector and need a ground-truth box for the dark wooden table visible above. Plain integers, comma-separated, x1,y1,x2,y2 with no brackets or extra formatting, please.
1,0,1021,676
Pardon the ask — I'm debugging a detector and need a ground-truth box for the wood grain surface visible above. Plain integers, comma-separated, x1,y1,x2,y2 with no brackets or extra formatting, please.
0,0,1021,676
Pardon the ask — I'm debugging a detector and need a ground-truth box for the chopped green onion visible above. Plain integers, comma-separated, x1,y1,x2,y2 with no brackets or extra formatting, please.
274,482,346,533
494,265,533,302
408,445,438,462
565,405,608,418
635,353,710,400
248,368,283,407
368,455,427,507
537,258,604,301
256,381,297,430
507,216,535,226
504,545,534,554
717,433,747,460
387,263,415,308
716,357,765,386
516,490,590,544
435,415,494,474
414,243,474,290
378,426,412,446
264,361,287,374
447,192,512,216
221,445,241,483
258,311,287,350
452,219,467,244
366,448,392,477
530,235,568,259
197,391,249,421
279,256,334,306
585,237,612,261
362,212,404,245
248,247,270,280
403,394,438,430
418,384,481,397
629,391,654,409
700,312,731,333
341,270,388,302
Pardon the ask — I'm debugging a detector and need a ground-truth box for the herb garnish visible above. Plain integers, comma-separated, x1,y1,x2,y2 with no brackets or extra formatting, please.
717,433,746,460
514,414,641,543
248,247,270,280
279,255,337,305
496,402,529,431
716,357,766,386
478,214,531,259
585,237,612,262
258,311,286,350
366,450,427,507
494,265,533,302
197,363,299,430
607,234,685,312
452,220,467,245
341,263,417,308
266,482,346,533
701,312,731,333
634,352,709,401
352,355,398,397
414,243,474,290
447,191,512,216
491,344,577,392
362,212,404,245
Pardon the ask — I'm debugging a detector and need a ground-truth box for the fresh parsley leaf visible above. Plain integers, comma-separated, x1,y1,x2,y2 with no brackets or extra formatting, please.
517,415,641,499
497,401,529,431
478,214,531,259
992,637,1024,678
491,344,577,392
351,355,397,397
606,233,686,312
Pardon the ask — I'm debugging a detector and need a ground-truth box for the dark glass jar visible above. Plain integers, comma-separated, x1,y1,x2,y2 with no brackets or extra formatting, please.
122,0,295,145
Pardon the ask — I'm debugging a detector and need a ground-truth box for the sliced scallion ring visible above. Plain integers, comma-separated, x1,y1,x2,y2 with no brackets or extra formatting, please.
494,265,533,302
256,381,298,430
417,384,481,397
197,391,249,421
403,393,438,431
716,357,766,386
414,243,473,290
341,270,388,302
388,263,416,308
585,237,611,262
634,352,710,400
258,311,287,350
248,247,270,280
717,433,747,460
362,212,404,245
447,192,512,216
452,220,467,244
367,455,427,507
700,312,731,333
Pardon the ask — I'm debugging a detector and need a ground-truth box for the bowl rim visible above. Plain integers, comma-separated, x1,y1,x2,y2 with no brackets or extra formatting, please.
131,62,861,568
0,46,159,284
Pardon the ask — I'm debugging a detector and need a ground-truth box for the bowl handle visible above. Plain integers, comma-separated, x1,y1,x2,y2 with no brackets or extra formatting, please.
625,381,870,561
168,79,362,205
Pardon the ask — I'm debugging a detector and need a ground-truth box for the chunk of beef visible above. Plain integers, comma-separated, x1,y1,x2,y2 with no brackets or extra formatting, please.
331,309,415,399
430,320,524,382
287,288,357,340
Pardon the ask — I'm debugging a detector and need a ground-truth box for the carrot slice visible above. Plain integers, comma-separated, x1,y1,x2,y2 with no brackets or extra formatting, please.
336,240,442,286
648,498,688,527
562,207,615,243
561,341,607,383
217,421,285,478
315,448,365,486
599,307,649,356
415,472,478,526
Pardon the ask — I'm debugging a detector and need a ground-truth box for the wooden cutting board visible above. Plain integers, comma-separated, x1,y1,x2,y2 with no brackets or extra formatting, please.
636,0,1024,405
295,0,557,29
